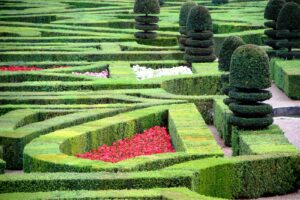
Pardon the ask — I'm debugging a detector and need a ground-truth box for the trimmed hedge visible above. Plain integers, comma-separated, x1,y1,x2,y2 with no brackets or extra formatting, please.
23,104,223,172
231,125,299,156
0,159,5,174
166,154,300,199
213,98,232,146
270,58,300,99
0,188,224,200
0,108,124,169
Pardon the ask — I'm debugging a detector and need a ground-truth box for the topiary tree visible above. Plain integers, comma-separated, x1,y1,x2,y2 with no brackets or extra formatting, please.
228,44,273,130
212,0,229,4
159,0,164,6
184,5,216,63
178,1,197,51
264,0,286,51
218,36,245,105
134,0,160,40
276,2,300,58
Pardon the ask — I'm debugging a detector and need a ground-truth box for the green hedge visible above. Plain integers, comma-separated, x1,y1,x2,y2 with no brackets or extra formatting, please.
0,108,124,169
0,170,194,193
232,125,299,156
166,154,300,199
23,104,223,172
0,187,224,200
213,98,232,146
271,58,300,99
0,159,5,174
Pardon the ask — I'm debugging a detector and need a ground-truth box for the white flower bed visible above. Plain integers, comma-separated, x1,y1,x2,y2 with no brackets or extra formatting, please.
72,69,109,78
132,65,193,80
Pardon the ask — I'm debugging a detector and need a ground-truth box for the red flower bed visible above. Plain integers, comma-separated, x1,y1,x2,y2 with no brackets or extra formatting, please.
0,66,69,71
76,126,175,163
0,66,42,71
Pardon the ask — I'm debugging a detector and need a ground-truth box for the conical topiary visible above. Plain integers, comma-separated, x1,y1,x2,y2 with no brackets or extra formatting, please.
276,2,300,58
134,0,160,40
218,36,245,104
184,5,215,63
264,0,286,51
228,44,273,130
178,1,197,51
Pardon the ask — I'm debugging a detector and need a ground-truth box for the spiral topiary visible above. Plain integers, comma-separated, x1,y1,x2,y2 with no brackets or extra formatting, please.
184,5,215,63
134,0,160,40
264,0,286,51
218,36,245,104
276,2,300,58
228,44,273,130
178,1,197,51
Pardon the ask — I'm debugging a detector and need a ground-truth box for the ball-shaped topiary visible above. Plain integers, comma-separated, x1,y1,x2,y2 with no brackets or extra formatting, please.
277,2,300,30
186,5,213,33
179,1,198,27
218,36,245,71
230,44,271,89
264,0,286,21
134,0,160,15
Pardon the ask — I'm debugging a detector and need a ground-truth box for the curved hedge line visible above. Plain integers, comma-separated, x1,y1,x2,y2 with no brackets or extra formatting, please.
23,104,223,172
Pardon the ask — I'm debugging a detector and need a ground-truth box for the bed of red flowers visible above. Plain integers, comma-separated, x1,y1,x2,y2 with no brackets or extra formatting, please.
76,126,175,163
0,66,68,71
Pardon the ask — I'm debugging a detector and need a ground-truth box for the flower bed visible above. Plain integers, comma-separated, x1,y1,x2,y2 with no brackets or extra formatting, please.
0,66,42,71
72,69,109,78
132,65,192,80
77,126,174,163
0,66,69,71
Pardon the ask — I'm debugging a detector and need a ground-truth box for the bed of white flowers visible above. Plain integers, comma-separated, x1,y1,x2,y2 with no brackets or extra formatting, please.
132,65,193,80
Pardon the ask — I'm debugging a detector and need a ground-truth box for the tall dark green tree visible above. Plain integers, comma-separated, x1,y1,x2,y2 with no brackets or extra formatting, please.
276,2,300,58
228,44,273,130
264,0,286,51
178,1,197,51
184,5,216,63
134,0,160,40
218,36,245,105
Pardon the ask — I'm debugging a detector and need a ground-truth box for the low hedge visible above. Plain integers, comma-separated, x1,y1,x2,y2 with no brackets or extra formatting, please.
0,159,5,174
161,74,221,96
213,98,232,146
0,187,224,200
232,125,299,156
270,58,300,99
0,170,195,193
23,104,223,172
166,154,300,199
0,108,124,169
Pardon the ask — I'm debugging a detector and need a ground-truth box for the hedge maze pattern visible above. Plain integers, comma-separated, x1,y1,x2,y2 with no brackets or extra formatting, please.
0,0,300,199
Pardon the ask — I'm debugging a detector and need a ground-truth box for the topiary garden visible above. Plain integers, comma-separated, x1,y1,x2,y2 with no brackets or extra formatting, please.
0,0,300,199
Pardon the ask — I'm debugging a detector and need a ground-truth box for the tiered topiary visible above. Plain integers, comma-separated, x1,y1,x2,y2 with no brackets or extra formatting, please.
134,0,160,40
218,36,245,105
178,1,197,51
184,5,216,63
264,0,286,51
228,44,273,130
276,2,300,59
